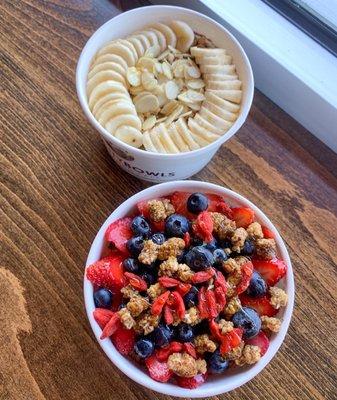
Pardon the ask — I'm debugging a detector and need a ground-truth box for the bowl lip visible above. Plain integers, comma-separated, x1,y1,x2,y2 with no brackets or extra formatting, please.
83,180,294,398
76,5,254,159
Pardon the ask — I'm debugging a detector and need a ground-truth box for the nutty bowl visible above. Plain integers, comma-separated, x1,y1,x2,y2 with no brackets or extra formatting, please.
83,181,294,397
76,6,254,182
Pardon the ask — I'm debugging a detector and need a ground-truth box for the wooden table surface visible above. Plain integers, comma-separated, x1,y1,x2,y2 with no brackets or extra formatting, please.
1,1,337,399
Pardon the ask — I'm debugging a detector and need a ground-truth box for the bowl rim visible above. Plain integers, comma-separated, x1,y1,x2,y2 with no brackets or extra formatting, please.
83,180,294,397
76,5,254,159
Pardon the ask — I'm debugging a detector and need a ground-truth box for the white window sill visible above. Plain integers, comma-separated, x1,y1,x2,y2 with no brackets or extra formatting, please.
151,0,337,152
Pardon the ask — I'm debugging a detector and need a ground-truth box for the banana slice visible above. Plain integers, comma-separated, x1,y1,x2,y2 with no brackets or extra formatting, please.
188,118,221,142
203,73,239,82
195,55,232,65
118,39,138,63
190,47,227,57
94,98,130,120
87,71,127,97
204,91,241,113
167,124,190,152
194,113,224,135
175,118,200,150
136,30,161,56
199,107,233,131
88,62,127,80
130,33,151,52
98,101,137,126
105,114,142,133
90,54,129,72
206,80,242,90
97,41,136,67
202,101,238,122
207,89,242,104
88,81,128,110
147,28,167,52
115,126,143,148
149,23,177,48
199,64,236,75
143,130,158,152
170,21,194,52
126,37,146,58
92,92,130,115
150,127,167,153
157,123,179,154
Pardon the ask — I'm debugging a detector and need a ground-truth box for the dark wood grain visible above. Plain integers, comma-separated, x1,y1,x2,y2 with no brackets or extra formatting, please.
1,1,336,399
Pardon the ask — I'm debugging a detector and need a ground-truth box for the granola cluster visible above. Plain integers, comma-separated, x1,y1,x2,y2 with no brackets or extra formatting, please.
235,345,261,366
167,352,207,377
148,199,175,222
194,334,217,354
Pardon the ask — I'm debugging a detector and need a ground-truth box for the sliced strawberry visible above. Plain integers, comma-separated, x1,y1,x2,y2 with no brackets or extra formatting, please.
145,354,173,383
262,225,276,239
191,268,215,284
152,220,165,232
93,308,115,329
183,231,191,247
183,343,197,359
209,319,222,341
220,328,243,355
105,217,133,254
158,276,180,288
163,305,174,325
205,193,226,212
100,313,122,339
205,289,218,318
124,272,147,291
175,374,206,389
252,258,287,286
192,211,214,243
112,327,135,355
197,286,208,318
176,282,192,297
171,291,185,319
86,256,124,290
170,191,196,220
156,341,183,361
236,261,254,294
137,199,166,232
151,290,170,315
215,200,233,218
136,200,151,218
231,207,255,228
246,331,270,356
240,294,278,317
214,286,227,310
214,270,228,293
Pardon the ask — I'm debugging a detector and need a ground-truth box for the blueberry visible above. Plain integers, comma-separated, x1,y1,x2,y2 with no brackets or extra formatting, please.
208,349,230,373
232,307,261,339
205,238,218,252
123,258,140,273
177,249,188,263
213,248,228,267
126,236,144,257
93,288,113,309
165,214,190,238
246,271,267,297
184,286,199,308
218,239,232,250
190,236,204,247
131,216,151,237
134,338,154,359
241,239,255,256
187,193,209,214
141,270,157,286
151,233,166,245
176,323,194,342
185,246,214,271
193,319,209,335
153,325,173,347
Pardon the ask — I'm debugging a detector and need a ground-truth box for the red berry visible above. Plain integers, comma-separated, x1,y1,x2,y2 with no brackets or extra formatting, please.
151,290,170,315
236,261,254,294
231,207,255,228
192,211,214,243
262,225,276,239
124,272,147,291
209,319,222,341
205,193,226,212
214,286,227,310
220,328,243,355
100,313,122,339
105,217,133,254
170,191,196,220
175,374,206,389
205,289,218,318
86,256,124,291
171,291,185,319
163,305,174,325
197,286,208,319
183,342,197,359
137,199,167,231
176,282,192,297
158,276,180,287
191,268,215,284
215,201,233,218
214,270,228,293
252,258,287,286
112,327,135,355
93,308,115,329
156,341,183,361
183,231,191,247
145,354,173,383
240,293,278,317
246,331,270,356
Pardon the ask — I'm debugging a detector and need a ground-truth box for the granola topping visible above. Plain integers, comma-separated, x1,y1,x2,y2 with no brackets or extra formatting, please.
211,212,236,240
194,334,217,354
183,307,202,325
246,222,264,239
235,345,261,366
157,237,185,260
218,319,234,334
147,282,165,299
138,240,159,265
118,307,136,329
255,238,277,260
269,287,288,309
231,227,248,252
167,352,207,377
136,312,159,335
148,199,175,222
127,295,150,317
261,316,281,332
121,284,138,299
224,296,242,316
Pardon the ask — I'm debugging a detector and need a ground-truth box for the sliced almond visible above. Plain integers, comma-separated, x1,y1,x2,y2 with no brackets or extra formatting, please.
141,71,158,91
165,104,184,125
155,116,168,124
134,94,159,113
142,115,157,130
126,67,141,87
137,56,156,71
168,45,180,54
167,53,175,63
187,89,205,102
162,61,173,79
161,100,179,115
186,65,201,79
157,49,170,61
165,80,180,100
187,79,205,90
144,44,161,58
154,62,163,75
129,85,145,95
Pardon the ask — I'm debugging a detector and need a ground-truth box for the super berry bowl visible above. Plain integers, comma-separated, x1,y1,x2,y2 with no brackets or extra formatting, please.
84,182,293,395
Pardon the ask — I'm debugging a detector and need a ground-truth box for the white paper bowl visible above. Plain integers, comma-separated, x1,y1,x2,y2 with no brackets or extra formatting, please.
84,180,294,398
76,6,254,182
